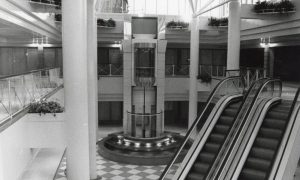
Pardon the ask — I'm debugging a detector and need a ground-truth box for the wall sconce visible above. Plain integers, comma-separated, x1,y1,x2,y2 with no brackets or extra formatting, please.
260,37,277,48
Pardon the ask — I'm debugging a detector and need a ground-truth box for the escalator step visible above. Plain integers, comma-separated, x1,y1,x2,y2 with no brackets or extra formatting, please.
266,111,288,120
186,172,205,180
263,118,286,129
245,157,271,172
223,108,238,116
209,133,225,143
214,125,230,134
229,103,242,109
255,137,279,149
192,162,210,174
204,143,220,153
259,128,282,139
250,147,275,160
197,152,215,163
218,116,235,125
240,168,266,180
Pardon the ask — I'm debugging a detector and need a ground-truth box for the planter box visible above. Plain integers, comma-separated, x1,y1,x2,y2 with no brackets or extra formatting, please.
24,113,66,148
167,26,189,31
255,8,296,14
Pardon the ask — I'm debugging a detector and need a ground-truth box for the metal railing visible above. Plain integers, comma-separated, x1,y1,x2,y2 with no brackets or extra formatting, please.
159,76,245,180
0,68,62,124
127,111,163,138
165,64,227,77
98,64,123,76
226,67,267,88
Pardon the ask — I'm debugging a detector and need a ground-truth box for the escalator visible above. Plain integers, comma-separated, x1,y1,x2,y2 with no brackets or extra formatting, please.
187,100,242,180
238,101,292,180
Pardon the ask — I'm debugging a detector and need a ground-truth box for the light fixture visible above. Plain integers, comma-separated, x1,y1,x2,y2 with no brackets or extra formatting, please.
260,37,278,48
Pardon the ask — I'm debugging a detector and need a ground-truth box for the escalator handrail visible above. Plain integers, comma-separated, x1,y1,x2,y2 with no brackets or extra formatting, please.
208,78,282,180
272,87,300,178
159,76,244,180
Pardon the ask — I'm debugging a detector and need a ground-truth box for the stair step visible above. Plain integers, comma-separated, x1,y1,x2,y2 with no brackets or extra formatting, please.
223,108,238,116
204,143,220,153
192,162,210,174
240,168,267,180
209,133,225,143
218,116,235,125
214,124,230,134
263,118,286,129
259,128,283,139
245,157,271,172
255,137,279,149
266,111,288,120
186,172,205,180
250,147,275,160
197,152,215,164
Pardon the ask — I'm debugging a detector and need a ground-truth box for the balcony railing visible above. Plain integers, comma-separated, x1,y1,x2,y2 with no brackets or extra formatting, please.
166,64,227,77
226,67,267,88
98,64,123,76
0,68,62,124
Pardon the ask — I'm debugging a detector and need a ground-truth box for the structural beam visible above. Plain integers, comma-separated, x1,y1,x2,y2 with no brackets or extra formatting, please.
188,17,200,128
87,0,98,179
62,0,90,179
227,0,241,71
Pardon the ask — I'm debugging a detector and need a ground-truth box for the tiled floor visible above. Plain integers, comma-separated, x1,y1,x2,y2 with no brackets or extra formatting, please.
54,149,179,180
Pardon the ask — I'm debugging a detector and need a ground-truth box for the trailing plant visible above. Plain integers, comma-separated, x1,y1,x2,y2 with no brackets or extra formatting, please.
253,0,295,13
197,73,212,83
97,18,116,27
208,17,228,27
166,20,189,29
28,100,64,116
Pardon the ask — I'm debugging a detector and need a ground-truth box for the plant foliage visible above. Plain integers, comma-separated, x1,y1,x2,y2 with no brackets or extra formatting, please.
254,0,295,13
198,73,212,83
208,17,228,27
28,100,64,116
97,18,116,27
166,21,189,29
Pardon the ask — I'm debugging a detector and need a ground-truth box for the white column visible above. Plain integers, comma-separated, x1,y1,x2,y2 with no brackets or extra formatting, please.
62,0,90,180
188,17,200,128
227,0,241,71
87,0,98,179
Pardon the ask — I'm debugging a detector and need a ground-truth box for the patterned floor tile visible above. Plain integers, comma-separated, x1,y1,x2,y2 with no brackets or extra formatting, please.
54,148,180,180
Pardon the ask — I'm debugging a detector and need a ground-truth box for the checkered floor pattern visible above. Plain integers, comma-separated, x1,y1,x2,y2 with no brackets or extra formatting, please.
54,151,180,180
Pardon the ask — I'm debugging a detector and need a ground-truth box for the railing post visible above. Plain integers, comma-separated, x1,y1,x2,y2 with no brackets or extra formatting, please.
247,69,250,88
216,66,219,77
109,64,112,76
8,79,11,117
264,69,267,78
255,69,259,80
172,65,175,76
210,65,213,76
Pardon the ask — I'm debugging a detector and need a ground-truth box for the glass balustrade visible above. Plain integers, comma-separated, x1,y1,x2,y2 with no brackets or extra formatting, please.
0,68,62,124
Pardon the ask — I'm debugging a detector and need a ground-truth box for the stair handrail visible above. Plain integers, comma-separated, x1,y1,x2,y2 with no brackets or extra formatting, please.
270,86,300,179
207,78,282,180
159,76,244,180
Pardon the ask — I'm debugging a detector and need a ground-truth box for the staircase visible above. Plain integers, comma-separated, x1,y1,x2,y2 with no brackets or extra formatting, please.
186,101,242,180
238,101,292,180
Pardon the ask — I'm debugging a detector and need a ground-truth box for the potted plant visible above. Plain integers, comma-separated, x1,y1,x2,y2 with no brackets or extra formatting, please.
28,100,64,117
197,73,212,83
166,20,189,29
97,18,116,28
25,100,65,147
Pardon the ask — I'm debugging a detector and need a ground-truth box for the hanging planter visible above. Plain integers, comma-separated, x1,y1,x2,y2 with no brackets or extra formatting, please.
166,21,189,30
197,73,212,83
253,0,295,14
208,17,228,27
97,18,116,28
